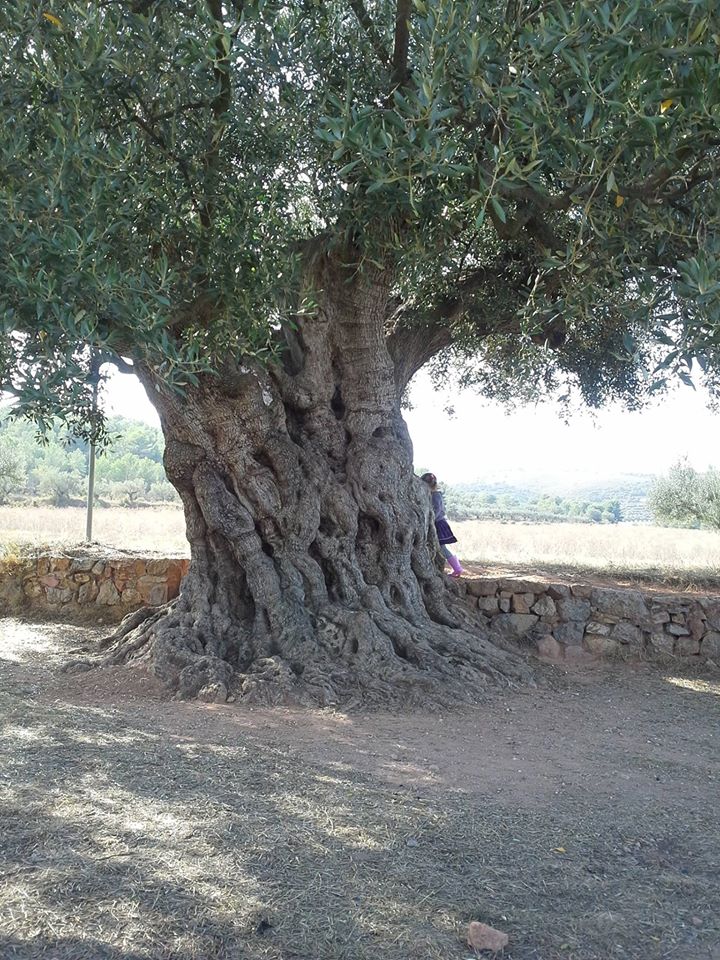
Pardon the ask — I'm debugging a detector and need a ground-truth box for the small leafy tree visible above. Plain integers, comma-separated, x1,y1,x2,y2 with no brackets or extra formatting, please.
0,440,25,504
650,461,720,529
32,447,86,506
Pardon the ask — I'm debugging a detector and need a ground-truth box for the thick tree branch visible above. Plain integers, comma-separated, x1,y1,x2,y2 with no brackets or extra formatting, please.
347,0,391,68
392,0,412,86
386,314,453,393
386,265,523,391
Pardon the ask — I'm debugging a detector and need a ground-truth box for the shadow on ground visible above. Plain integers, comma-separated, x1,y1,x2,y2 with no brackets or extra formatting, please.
1,618,719,960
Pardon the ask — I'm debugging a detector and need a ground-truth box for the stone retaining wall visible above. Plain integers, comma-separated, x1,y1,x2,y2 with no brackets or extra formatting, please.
0,551,189,622
1,553,718,663
460,575,720,663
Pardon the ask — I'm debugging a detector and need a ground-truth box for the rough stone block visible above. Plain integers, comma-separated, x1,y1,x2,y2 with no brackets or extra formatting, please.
557,597,591,622
701,632,720,659
688,604,705,642
467,922,509,953
120,587,142,605
586,620,611,636
465,578,499,598
651,608,671,624
498,597,511,613
51,557,71,572
584,634,619,657
547,583,571,600
69,557,95,573
570,583,592,599
667,623,690,636
477,596,499,614
72,573,91,583
531,595,556,617
591,587,649,622
144,583,169,606
147,559,172,575
46,587,72,604
96,580,120,606
78,581,99,604
554,621,585,645
611,621,643,646
649,631,674,655
511,593,534,614
36,558,50,576
498,577,546,594
675,636,700,656
699,598,720,631
39,575,60,588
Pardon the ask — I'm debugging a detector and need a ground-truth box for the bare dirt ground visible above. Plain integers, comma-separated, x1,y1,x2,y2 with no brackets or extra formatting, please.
1,618,720,960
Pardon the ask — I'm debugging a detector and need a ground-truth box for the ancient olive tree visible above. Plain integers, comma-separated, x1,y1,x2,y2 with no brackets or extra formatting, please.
1,1,719,703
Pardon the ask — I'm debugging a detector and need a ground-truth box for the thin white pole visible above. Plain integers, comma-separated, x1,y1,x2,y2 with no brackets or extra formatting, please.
85,362,99,542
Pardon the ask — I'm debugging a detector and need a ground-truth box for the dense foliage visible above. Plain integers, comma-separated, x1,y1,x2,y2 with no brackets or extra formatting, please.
649,460,720,529
1,0,719,437
0,413,177,506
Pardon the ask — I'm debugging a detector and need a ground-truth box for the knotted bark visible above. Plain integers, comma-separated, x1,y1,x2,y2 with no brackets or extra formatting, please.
103,260,530,705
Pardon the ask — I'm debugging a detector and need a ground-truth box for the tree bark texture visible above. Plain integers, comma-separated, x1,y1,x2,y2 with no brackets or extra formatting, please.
103,261,529,705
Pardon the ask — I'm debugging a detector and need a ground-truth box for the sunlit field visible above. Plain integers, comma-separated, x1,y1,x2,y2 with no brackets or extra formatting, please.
0,505,188,555
455,519,720,585
2,506,720,586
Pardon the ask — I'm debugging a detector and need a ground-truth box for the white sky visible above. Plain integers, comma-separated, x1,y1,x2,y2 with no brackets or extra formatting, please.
102,368,718,486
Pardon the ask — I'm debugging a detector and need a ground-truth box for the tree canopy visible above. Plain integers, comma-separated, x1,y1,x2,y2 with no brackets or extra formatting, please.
649,459,720,529
1,0,719,435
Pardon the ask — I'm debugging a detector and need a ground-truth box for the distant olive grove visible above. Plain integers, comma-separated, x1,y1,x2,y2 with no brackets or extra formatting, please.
0,414,178,507
443,486,623,525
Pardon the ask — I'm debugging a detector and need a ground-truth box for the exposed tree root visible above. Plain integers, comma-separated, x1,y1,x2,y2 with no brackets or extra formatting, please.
99,586,532,708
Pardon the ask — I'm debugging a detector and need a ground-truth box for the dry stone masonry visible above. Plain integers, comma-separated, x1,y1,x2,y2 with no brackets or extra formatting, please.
0,553,718,663
0,550,189,621
461,576,720,663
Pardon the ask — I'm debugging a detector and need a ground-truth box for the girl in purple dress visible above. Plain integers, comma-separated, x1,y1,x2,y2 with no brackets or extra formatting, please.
421,473,465,577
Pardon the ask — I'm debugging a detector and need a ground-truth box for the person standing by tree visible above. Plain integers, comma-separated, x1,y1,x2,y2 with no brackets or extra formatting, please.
421,473,465,578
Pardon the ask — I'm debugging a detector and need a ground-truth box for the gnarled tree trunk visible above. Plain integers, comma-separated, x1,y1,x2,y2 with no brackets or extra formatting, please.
104,260,529,705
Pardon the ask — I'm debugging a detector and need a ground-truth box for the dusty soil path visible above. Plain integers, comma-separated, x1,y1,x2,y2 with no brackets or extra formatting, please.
1,617,719,960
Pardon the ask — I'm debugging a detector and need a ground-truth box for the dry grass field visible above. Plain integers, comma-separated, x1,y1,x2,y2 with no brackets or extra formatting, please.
1,506,720,586
455,519,720,587
0,505,189,555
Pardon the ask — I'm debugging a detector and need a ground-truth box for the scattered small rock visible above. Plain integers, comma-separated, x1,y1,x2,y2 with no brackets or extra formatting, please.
60,659,92,675
467,921,509,953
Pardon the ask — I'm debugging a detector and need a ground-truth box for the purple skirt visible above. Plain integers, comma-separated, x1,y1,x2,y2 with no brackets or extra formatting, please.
435,519,457,545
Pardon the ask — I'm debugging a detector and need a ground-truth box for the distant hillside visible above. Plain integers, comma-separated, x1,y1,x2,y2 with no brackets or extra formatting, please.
441,474,655,524
0,413,178,506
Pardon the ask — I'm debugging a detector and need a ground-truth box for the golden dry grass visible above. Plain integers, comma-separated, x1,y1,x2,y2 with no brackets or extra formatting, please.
1,507,720,586
455,519,720,586
0,505,188,555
